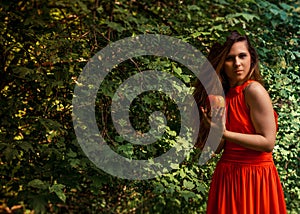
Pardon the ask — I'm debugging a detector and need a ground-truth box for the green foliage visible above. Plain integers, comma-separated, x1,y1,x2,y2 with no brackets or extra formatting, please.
0,0,299,213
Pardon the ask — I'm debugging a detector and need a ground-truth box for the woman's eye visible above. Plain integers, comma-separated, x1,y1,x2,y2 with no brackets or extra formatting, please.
239,54,247,59
225,56,233,61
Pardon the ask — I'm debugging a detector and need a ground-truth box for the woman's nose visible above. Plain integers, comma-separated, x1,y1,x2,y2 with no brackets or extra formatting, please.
234,57,241,67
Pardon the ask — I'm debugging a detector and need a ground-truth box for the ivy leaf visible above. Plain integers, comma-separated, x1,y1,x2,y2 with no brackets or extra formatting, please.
117,143,134,157
28,179,48,190
105,21,126,32
226,13,260,22
183,179,195,190
49,184,66,202
17,141,34,152
279,3,292,11
3,145,18,162
13,66,34,79
29,195,47,214
180,190,196,202
170,163,180,170
187,5,201,11
279,10,288,21
67,149,77,158
270,8,279,15
196,183,207,194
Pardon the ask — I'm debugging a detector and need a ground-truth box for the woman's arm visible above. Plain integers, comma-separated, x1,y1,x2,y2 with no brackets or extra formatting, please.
223,82,277,152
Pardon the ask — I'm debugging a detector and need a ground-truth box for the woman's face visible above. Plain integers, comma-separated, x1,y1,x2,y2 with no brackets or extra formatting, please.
223,41,252,87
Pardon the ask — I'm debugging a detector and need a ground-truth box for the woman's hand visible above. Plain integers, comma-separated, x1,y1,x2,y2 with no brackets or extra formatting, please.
200,106,226,134
200,106,226,154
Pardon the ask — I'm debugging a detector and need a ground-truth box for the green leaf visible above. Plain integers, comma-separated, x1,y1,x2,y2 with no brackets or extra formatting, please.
49,184,66,202
105,21,126,32
181,75,190,83
180,190,196,202
279,3,292,11
226,13,260,22
28,179,48,190
172,65,182,75
196,183,207,193
3,145,18,162
76,0,89,13
279,10,288,21
117,143,134,156
67,149,77,158
170,163,180,170
270,8,279,15
211,24,223,31
17,141,34,152
187,5,201,11
38,118,63,132
29,195,47,214
183,179,195,190
13,66,34,79
0,143,6,150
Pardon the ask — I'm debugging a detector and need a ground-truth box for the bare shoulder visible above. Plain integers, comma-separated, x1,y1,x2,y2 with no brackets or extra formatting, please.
244,81,271,107
245,81,268,96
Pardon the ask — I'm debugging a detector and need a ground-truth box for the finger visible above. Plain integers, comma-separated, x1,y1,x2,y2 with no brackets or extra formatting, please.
200,107,211,126
217,107,225,117
213,107,225,118
211,107,221,118
200,107,209,118
200,106,208,114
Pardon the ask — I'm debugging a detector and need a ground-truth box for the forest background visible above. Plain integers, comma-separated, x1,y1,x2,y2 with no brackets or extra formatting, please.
0,0,299,213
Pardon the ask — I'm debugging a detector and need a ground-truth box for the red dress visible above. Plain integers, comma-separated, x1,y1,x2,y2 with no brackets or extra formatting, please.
206,80,287,214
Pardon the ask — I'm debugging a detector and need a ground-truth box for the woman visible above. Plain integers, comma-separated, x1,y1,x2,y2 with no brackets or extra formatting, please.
195,31,287,214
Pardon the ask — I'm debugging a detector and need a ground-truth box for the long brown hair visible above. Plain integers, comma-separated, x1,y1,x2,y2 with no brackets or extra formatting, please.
193,31,263,148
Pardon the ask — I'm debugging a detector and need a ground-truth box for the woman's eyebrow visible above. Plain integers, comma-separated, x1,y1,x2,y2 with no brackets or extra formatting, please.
227,52,248,57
